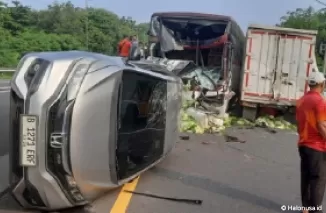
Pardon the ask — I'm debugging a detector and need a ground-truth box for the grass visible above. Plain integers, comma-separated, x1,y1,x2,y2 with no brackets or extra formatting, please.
0,72,14,79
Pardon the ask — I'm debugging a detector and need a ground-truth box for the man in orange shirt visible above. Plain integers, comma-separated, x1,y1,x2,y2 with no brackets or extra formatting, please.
296,71,326,213
117,35,132,59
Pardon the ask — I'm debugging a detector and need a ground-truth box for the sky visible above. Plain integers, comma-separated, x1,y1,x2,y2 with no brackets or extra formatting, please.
14,0,326,29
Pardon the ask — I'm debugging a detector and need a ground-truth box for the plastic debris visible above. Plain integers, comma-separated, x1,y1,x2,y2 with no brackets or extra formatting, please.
224,134,246,143
179,135,190,140
201,141,217,145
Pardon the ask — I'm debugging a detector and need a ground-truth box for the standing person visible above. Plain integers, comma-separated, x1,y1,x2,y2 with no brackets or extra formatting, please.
131,35,138,47
143,43,148,58
117,35,132,60
129,35,139,59
139,42,145,59
296,71,326,213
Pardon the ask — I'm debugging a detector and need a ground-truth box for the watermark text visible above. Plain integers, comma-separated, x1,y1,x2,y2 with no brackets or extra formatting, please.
281,205,322,211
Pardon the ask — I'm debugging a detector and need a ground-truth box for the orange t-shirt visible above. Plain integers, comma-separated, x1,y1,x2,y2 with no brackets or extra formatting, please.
296,91,326,152
118,39,131,57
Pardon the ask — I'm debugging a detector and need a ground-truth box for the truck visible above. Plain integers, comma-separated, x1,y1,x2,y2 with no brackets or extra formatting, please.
240,24,319,120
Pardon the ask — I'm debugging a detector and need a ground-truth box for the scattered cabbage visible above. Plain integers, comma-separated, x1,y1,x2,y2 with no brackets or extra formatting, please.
180,111,297,134
179,83,297,134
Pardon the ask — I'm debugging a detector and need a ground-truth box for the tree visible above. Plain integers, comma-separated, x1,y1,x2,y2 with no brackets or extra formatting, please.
0,0,149,67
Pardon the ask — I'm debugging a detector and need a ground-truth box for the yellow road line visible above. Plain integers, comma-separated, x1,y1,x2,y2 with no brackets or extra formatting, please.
110,176,140,213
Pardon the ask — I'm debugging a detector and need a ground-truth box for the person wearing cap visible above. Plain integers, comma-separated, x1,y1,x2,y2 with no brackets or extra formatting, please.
296,71,326,213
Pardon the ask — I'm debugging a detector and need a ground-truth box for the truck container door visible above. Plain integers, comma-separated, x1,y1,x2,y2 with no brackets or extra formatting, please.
275,34,314,102
243,30,277,101
243,29,314,105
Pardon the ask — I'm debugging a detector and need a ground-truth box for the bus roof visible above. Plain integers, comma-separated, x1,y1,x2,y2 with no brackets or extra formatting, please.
151,12,232,22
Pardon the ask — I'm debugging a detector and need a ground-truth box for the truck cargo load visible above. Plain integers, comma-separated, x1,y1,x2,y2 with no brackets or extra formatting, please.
241,24,319,120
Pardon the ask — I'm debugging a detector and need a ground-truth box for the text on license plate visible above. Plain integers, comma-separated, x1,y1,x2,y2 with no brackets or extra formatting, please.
20,115,38,166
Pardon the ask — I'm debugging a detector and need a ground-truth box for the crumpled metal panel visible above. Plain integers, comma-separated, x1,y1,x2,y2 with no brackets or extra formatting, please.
140,56,222,90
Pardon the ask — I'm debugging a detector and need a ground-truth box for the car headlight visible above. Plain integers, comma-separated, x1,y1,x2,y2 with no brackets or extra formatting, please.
67,64,89,101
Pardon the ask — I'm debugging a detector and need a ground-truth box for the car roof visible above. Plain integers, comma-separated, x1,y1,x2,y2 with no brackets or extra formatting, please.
151,12,232,22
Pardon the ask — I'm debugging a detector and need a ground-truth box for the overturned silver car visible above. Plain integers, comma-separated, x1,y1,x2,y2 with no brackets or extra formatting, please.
9,51,182,211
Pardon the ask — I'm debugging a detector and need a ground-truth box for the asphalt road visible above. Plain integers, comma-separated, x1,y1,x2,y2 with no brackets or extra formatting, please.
0,80,10,90
0,85,20,213
0,81,325,212
124,130,303,213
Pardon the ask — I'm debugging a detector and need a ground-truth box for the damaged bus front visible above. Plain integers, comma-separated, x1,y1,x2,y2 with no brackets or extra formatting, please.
147,12,245,115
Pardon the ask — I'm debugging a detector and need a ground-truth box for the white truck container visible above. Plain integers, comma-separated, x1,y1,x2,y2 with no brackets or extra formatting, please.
240,24,319,120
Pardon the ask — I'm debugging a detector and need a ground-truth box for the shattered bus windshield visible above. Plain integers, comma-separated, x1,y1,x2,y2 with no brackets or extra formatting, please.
160,18,228,46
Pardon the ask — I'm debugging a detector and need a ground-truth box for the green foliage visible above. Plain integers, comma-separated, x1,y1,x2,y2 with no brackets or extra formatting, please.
278,6,326,68
0,0,149,67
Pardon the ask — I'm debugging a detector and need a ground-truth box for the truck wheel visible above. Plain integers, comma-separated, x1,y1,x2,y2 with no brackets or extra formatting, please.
242,106,258,121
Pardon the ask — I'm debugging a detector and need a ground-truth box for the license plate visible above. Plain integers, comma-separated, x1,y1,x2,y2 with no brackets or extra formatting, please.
20,115,38,167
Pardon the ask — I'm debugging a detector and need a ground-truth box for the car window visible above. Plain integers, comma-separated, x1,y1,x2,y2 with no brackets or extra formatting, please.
116,70,167,179
119,71,167,131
